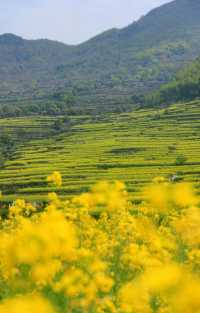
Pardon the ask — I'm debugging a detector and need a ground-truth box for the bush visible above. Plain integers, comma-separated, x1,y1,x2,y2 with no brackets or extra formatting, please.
168,144,177,153
175,154,188,165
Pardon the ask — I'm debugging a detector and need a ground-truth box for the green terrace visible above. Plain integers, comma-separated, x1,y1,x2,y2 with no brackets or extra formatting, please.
0,100,200,204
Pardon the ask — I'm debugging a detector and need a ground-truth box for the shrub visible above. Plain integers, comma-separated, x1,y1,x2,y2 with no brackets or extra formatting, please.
175,154,188,165
168,144,177,153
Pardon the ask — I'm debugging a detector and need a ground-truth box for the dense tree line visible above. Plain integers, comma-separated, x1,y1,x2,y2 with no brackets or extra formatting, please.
142,57,200,107
0,92,77,118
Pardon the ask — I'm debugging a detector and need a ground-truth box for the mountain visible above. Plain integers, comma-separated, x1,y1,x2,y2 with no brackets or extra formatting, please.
0,34,74,97
1,0,200,112
144,55,200,106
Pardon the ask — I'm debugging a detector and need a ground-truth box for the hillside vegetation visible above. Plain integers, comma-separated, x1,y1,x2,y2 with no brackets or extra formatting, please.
144,55,200,106
1,0,200,114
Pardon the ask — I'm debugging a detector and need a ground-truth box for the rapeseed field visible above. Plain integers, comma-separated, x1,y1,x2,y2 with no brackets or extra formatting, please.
1,101,200,204
0,172,199,312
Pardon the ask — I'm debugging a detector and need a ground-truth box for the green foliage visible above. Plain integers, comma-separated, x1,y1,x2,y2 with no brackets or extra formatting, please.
1,0,200,114
0,132,16,164
0,91,77,118
175,155,188,166
144,56,200,106
52,116,72,133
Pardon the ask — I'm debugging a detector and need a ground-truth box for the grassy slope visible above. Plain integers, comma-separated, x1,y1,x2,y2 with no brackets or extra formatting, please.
1,100,200,203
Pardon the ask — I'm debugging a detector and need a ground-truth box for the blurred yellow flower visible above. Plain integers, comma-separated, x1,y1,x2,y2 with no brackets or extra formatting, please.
0,294,56,313
0,177,199,313
47,171,62,187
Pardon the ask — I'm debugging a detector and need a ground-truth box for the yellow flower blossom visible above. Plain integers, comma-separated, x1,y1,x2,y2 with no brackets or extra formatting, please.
0,177,199,312
119,281,151,313
0,294,56,313
173,182,198,207
94,273,114,293
47,171,62,187
174,206,200,245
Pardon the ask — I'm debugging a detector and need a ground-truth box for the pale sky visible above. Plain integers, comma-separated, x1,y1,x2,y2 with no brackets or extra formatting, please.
0,0,171,45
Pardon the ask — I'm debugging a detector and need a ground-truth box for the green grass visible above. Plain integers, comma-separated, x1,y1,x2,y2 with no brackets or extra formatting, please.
1,100,200,203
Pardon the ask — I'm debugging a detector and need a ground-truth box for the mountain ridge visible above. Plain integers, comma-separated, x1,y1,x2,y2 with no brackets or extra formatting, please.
1,0,200,112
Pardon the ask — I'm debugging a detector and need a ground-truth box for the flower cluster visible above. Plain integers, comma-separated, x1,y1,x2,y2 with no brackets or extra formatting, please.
0,173,200,312
47,171,62,187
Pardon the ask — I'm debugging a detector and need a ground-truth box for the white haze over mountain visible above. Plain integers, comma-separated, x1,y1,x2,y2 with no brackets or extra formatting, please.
0,0,170,44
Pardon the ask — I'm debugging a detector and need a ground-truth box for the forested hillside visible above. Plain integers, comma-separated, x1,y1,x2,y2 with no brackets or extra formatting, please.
144,56,200,106
1,0,200,115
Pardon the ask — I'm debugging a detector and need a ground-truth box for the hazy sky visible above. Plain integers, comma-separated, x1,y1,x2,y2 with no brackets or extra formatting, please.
0,0,170,45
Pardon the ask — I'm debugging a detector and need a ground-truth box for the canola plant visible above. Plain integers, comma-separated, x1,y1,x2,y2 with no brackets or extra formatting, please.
0,172,199,313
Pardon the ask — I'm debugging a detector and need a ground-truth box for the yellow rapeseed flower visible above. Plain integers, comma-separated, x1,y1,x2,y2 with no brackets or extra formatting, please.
0,177,200,313
0,294,56,313
47,171,62,187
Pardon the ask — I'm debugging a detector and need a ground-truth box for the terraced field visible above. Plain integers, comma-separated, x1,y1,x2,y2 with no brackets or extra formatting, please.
1,100,200,204
0,116,58,141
